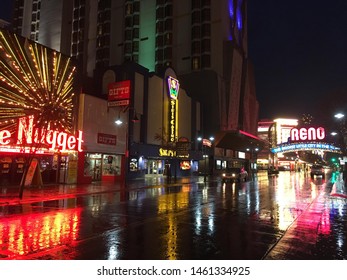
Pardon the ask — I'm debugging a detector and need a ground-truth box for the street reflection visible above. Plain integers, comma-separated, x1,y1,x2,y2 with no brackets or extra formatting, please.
157,187,190,260
0,208,81,258
1,171,345,260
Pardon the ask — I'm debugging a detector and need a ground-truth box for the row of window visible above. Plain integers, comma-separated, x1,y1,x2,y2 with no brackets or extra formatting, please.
192,55,210,70
125,29,139,41
192,0,211,9
192,8,211,24
125,14,140,26
125,1,140,16
192,39,211,54
192,24,211,39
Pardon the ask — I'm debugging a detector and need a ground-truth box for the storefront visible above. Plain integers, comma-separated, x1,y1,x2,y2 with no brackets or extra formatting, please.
213,129,266,175
0,117,83,186
128,143,200,179
83,152,122,182
0,29,82,186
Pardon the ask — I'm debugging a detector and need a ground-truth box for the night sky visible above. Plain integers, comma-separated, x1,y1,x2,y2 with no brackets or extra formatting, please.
248,0,347,120
1,1,347,122
0,0,12,22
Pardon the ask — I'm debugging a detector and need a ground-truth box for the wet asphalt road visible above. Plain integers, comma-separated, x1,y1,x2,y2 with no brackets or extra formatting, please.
0,171,346,260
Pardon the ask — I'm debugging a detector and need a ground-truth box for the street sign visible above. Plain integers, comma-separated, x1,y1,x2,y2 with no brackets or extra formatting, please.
107,99,130,107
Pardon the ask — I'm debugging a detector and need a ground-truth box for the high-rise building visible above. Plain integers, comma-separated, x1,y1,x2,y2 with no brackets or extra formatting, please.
12,0,263,174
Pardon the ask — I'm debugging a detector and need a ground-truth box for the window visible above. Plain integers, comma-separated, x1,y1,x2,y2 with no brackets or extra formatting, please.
202,23,210,37
201,0,210,7
156,7,164,19
164,47,172,59
125,30,132,40
192,57,200,70
191,41,201,54
125,16,132,27
192,0,200,9
124,42,132,54
156,21,164,33
133,15,140,25
133,41,139,52
192,26,201,40
125,3,132,15
133,1,140,13
192,10,200,24
133,28,139,38
165,33,172,45
201,8,210,22
165,4,173,17
155,50,163,61
201,39,210,52
165,18,173,30
156,35,164,48
201,54,210,68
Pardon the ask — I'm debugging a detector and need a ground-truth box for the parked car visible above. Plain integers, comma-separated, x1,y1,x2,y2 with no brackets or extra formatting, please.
221,167,248,183
310,164,325,179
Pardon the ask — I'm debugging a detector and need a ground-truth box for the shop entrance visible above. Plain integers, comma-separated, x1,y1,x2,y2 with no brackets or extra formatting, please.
90,158,102,181
147,160,164,176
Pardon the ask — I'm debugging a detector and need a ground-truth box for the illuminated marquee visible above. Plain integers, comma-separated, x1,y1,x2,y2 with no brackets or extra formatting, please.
290,127,325,142
167,76,180,143
271,125,340,154
0,116,83,152
271,143,341,154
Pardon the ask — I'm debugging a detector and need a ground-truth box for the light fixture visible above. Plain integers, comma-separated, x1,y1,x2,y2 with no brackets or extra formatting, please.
334,113,345,119
115,118,123,125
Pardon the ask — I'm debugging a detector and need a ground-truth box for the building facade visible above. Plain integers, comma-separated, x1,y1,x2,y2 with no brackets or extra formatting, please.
11,0,263,179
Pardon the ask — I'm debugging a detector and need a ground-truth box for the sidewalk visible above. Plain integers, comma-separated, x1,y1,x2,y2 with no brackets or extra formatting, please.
0,176,209,206
264,174,347,259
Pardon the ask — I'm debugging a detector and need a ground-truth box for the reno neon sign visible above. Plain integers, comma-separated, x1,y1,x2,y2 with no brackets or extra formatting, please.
0,116,83,152
290,126,325,142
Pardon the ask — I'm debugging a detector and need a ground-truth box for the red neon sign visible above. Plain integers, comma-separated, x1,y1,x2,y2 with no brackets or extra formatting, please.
108,80,131,101
290,127,325,142
0,116,83,152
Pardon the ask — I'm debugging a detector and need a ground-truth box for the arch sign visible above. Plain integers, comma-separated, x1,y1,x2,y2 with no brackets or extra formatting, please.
271,126,341,154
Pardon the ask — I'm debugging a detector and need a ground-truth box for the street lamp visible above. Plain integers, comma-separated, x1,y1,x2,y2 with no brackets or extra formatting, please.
334,113,345,119
115,107,139,185
198,136,214,182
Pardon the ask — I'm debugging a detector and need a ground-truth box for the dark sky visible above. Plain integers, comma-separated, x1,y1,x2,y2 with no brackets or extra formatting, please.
1,1,347,121
0,0,12,22
248,0,347,120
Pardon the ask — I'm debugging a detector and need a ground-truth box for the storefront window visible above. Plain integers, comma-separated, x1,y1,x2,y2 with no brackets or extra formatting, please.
129,158,138,171
102,154,121,175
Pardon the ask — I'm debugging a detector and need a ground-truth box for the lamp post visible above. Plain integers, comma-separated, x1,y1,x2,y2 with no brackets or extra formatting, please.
115,106,139,186
246,147,259,177
198,136,214,182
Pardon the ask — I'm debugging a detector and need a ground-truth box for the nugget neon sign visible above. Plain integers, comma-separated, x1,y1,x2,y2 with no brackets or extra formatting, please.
0,116,83,152
290,127,325,142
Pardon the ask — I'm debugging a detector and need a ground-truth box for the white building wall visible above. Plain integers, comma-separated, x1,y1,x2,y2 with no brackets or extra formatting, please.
78,94,126,154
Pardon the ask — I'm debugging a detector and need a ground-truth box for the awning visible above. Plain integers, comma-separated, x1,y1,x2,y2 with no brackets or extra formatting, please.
214,130,266,152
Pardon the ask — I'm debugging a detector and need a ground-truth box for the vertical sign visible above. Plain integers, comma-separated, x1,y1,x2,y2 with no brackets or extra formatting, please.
167,76,180,143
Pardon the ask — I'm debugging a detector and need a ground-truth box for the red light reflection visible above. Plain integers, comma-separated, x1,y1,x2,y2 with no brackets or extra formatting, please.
0,208,81,259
